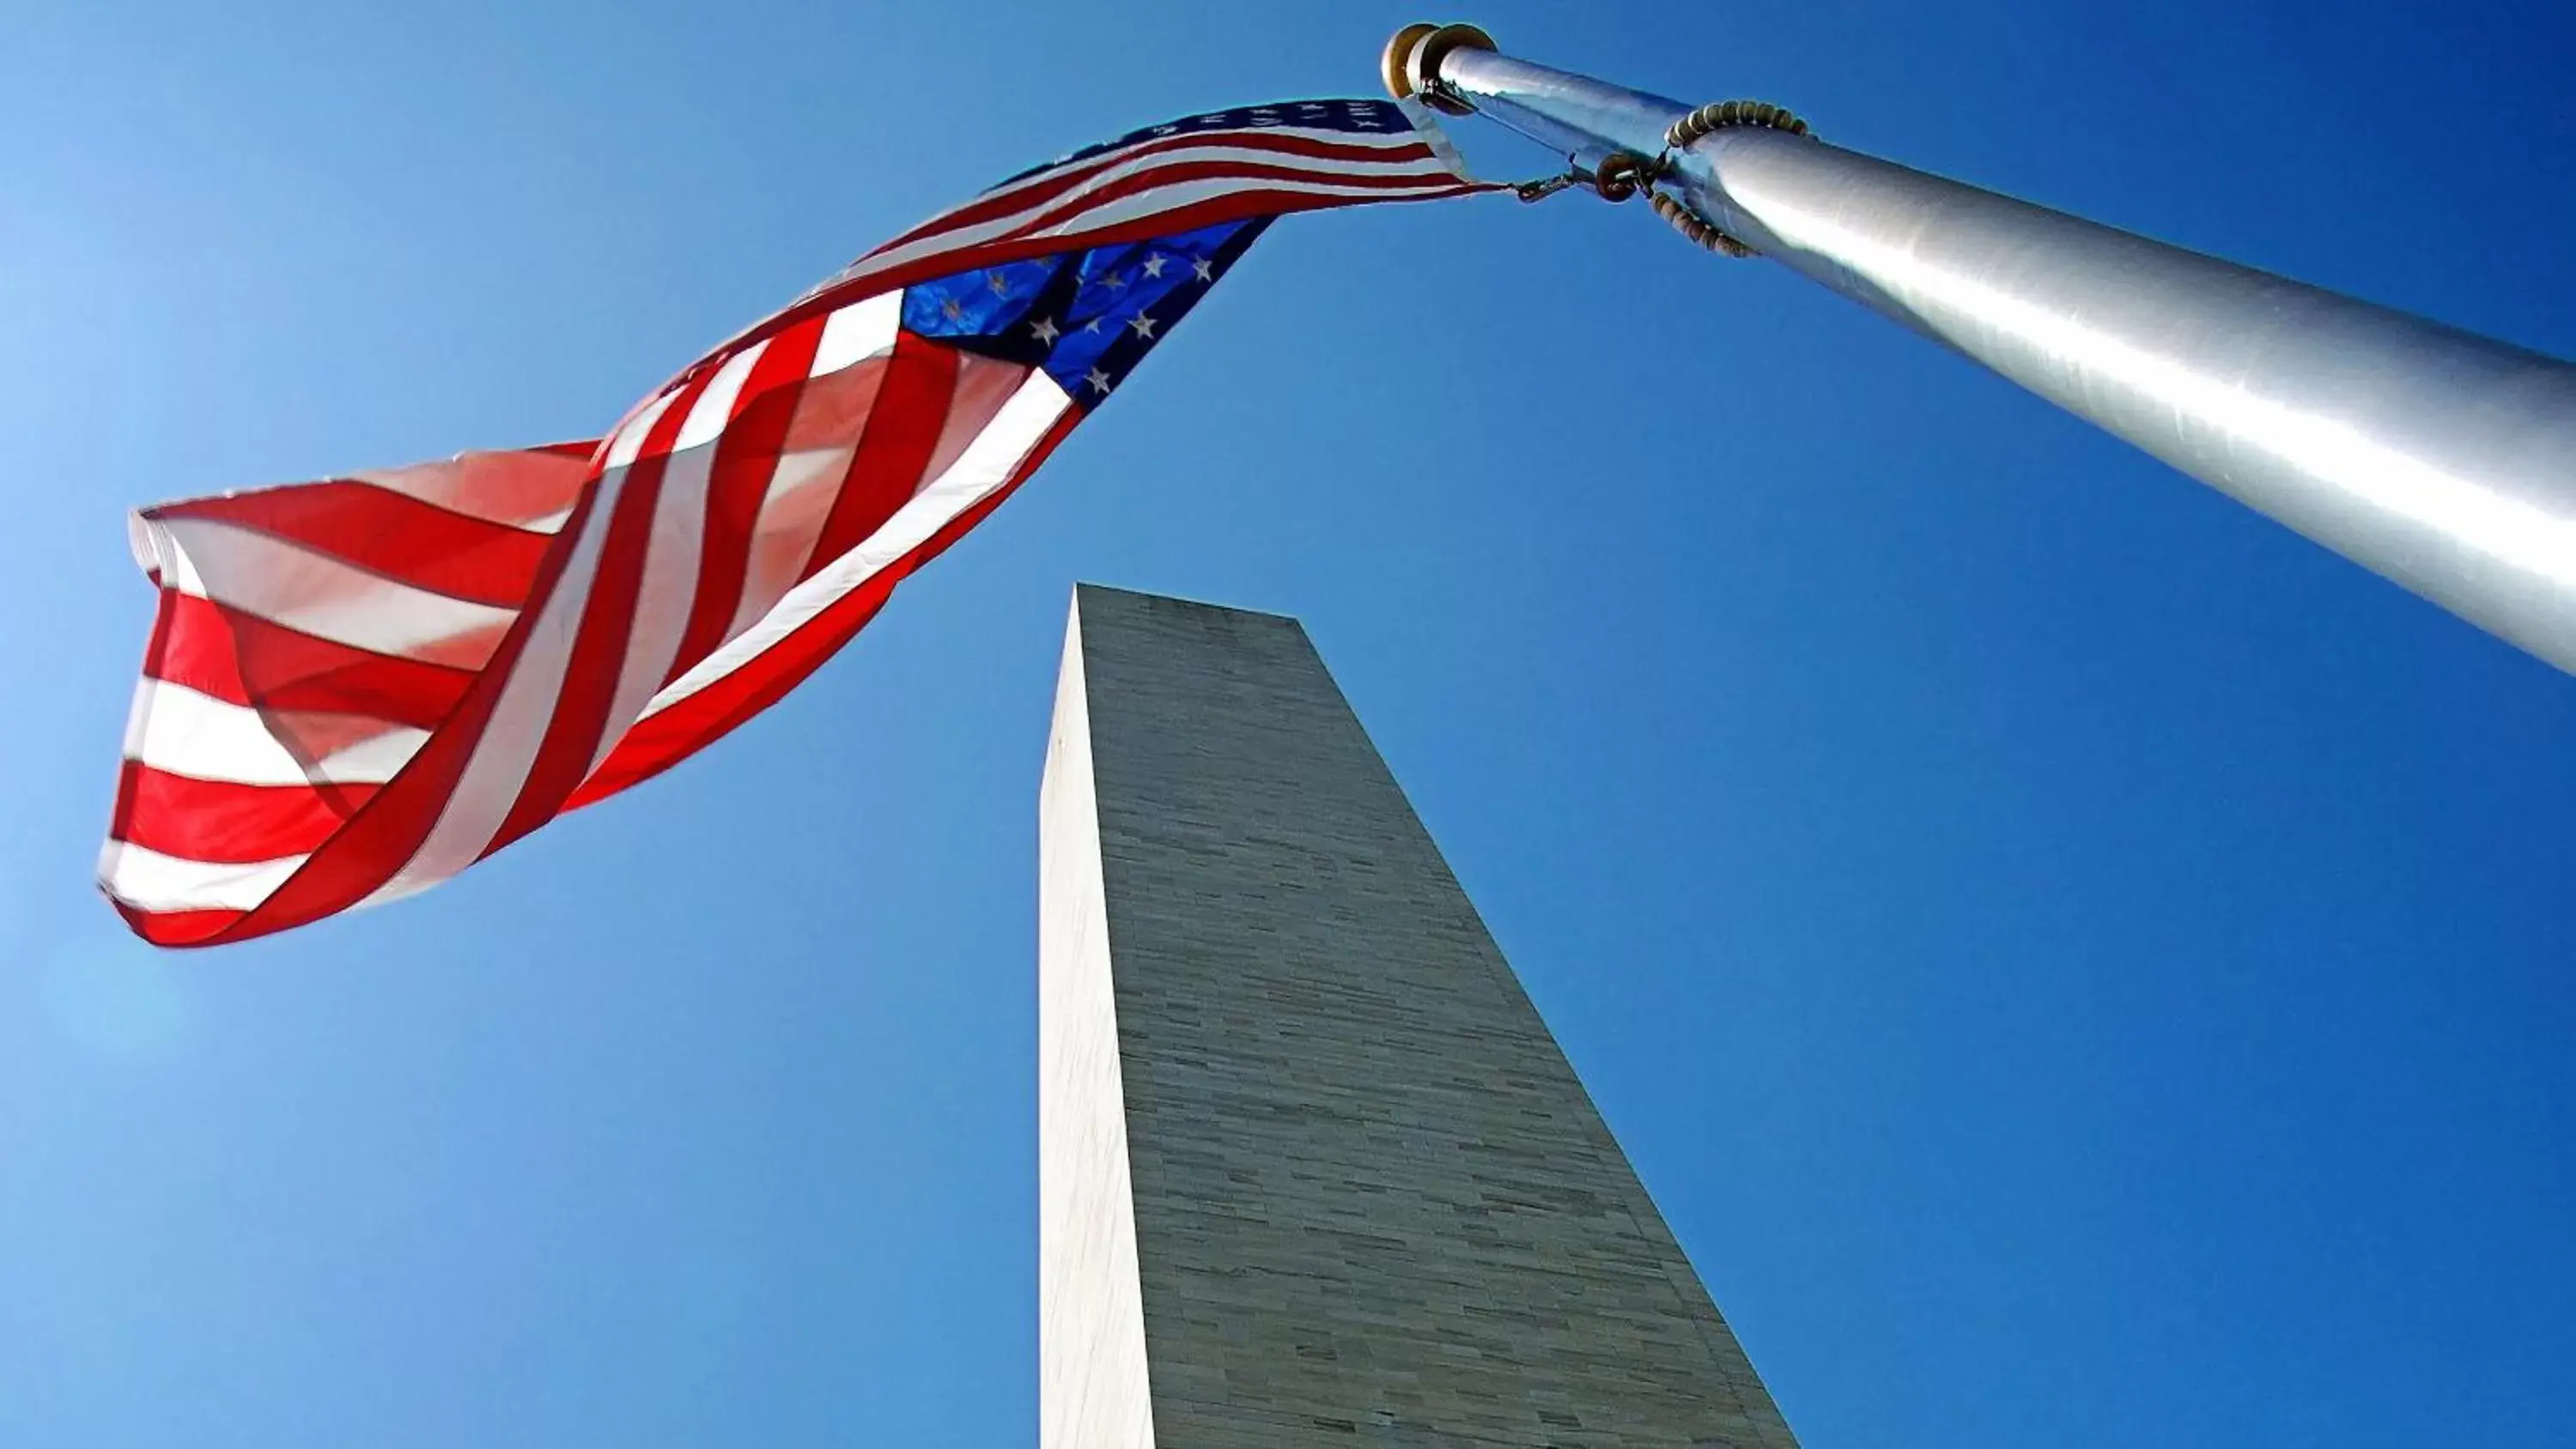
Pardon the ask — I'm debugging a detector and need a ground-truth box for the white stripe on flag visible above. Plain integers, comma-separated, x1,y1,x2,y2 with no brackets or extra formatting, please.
122,680,428,786
814,292,903,376
589,361,758,776
98,840,310,913
848,139,1456,282
928,127,1445,235
357,391,682,906
142,517,521,666
344,453,595,533
647,369,1072,718
1021,173,1470,239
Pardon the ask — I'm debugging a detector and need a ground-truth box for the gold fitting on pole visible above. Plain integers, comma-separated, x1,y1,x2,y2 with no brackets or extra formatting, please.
1380,23,1439,100
1380,21,1495,115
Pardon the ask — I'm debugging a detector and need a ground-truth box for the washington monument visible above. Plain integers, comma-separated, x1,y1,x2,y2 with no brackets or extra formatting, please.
1038,585,1796,1448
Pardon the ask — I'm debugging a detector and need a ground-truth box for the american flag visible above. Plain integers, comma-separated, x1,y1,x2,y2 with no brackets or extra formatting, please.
103,98,1491,947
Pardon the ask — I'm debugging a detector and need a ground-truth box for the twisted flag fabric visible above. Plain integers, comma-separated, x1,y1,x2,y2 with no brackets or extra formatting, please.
103,99,1491,947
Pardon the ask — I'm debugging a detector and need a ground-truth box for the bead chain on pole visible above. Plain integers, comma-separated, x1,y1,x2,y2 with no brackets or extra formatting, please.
1646,100,1815,257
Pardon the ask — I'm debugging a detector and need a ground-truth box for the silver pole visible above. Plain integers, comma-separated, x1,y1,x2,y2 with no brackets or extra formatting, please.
1388,25,2576,675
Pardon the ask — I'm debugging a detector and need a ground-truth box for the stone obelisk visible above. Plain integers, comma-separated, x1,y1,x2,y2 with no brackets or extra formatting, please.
1039,585,1796,1449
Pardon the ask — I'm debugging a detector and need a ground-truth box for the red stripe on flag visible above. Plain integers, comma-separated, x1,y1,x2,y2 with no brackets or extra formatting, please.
112,762,380,864
708,180,1482,370
568,407,1082,809
876,130,1439,254
1007,157,1470,238
803,333,960,577
112,902,252,949
149,482,554,609
488,380,704,855
666,315,829,688
201,462,622,945
148,591,478,729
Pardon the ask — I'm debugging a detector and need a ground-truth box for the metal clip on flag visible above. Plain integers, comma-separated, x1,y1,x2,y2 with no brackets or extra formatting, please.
1386,21,2576,676
102,99,1495,947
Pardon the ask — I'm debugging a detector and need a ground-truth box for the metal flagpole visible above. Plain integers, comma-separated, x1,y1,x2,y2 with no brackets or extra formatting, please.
1385,23,2576,676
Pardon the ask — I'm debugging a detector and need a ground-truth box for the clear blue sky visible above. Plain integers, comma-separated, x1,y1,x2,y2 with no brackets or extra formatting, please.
7,1,2576,1444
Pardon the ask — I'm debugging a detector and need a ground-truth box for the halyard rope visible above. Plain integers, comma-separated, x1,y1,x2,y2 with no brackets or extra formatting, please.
1502,96,1816,260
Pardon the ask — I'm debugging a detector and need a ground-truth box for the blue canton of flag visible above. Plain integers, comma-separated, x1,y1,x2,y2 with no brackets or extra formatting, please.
902,220,1268,406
